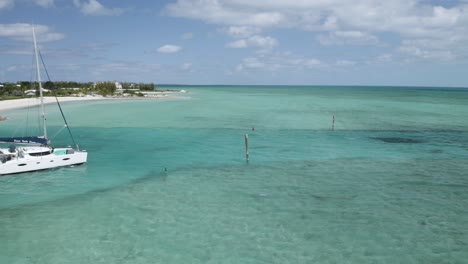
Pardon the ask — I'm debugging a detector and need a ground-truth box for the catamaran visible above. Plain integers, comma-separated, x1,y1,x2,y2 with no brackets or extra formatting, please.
0,27,87,175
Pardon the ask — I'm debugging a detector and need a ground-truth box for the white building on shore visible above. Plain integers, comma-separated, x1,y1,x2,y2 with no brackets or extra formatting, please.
115,81,123,91
24,88,50,96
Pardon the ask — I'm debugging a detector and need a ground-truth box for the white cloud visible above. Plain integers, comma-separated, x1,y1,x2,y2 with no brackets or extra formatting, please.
227,35,277,49
166,0,468,62
181,62,192,71
377,54,393,63
181,32,193,40
74,0,123,16
398,44,455,61
235,64,244,72
33,0,54,8
319,31,379,46
248,35,277,48
0,23,65,42
90,63,161,78
94,63,139,73
0,0,14,10
165,0,284,27
236,51,323,72
1,0,56,9
239,57,266,69
336,60,357,67
227,39,247,48
157,45,182,53
305,59,321,68
225,26,261,38
7,65,18,72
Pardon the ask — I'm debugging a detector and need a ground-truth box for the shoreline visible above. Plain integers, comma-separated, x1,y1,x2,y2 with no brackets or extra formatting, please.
0,92,190,113
0,96,106,112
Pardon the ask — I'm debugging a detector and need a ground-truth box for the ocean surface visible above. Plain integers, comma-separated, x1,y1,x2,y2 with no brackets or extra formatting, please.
1,85,468,263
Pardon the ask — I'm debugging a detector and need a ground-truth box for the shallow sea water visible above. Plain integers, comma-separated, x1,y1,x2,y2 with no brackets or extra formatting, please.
1,86,468,263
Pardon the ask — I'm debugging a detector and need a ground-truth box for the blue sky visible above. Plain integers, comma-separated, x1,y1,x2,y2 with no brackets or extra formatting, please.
1,0,468,86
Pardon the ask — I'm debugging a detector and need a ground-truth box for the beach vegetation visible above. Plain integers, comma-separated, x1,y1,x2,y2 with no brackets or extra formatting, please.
93,82,116,96
0,83,24,99
1,81,176,100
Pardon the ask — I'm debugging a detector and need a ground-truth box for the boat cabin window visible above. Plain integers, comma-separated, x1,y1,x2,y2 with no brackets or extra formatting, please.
28,150,52,156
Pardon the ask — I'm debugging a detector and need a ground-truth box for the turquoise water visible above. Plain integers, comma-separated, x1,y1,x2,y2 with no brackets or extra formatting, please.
1,86,468,263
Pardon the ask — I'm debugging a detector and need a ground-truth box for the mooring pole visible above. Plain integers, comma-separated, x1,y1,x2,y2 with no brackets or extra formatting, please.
332,115,335,131
245,134,249,162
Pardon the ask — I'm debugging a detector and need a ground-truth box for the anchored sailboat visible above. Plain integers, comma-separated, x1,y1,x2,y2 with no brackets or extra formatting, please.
0,27,87,175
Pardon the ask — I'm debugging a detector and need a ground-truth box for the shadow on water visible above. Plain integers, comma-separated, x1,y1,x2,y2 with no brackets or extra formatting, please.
0,167,169,212
1,161,250,212
372,137,426,143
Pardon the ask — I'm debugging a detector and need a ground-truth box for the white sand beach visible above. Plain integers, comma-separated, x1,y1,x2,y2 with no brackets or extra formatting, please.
0,91,190,113
0,96,107,112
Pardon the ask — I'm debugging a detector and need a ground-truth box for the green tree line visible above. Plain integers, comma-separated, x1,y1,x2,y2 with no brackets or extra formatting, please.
1,81,156,98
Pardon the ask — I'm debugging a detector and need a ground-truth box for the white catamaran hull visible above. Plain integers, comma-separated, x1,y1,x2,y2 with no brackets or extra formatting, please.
0,148,87,175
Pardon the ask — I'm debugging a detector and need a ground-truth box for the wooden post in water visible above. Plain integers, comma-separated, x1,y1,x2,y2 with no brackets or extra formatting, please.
245,134,249,162
332,115,335,131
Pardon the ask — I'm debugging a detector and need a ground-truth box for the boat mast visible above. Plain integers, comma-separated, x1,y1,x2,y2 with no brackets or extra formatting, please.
32,26,48,140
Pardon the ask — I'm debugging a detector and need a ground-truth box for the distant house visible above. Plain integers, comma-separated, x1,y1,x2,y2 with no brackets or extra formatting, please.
115,81,123,90
24,88,50,96
61,87,81,90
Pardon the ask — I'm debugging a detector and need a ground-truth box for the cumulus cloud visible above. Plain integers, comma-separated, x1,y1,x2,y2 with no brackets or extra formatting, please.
7,65,20,71
336,60,357,67
239,57,265,69
73,0,123,16
226,35,277,49
236,52,324,72
304,59,321,68
166,0,468,62
90,63,161,79
1,0,56,9
318,31,379,46
377,54,393,63
165,0,284,27
224,26,261,38
0,0,14,10
181,32,193,40
398,43,455,61
0,23,65,42
33,0,54,8
167,0,461,35
181,62,192,71
226,39,247,48
157,45,182,53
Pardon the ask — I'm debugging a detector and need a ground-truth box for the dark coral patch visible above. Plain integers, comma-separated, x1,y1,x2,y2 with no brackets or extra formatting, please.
373,137,424,143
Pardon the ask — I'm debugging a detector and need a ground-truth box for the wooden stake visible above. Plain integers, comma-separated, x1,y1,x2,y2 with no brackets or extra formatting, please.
245,134,249,162
332,115,335,131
